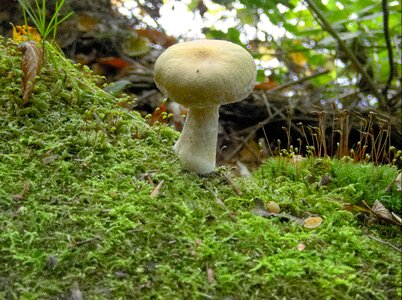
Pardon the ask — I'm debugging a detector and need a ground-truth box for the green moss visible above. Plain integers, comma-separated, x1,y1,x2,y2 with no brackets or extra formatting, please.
0,36,401,299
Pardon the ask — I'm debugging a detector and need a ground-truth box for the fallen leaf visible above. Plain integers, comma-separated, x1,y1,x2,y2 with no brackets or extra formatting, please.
371,200,393,221
254,80,277,90
98,57,131,69
137,28,176,47
343,203,371,214
206,264,214,284
266,201,280,214
296,243,306,251
303,216,323,229
18,41,43,105
150,180,164,198
12,24,41,44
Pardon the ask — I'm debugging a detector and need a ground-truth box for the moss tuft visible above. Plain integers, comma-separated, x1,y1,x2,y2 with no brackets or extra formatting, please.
0,36,401,299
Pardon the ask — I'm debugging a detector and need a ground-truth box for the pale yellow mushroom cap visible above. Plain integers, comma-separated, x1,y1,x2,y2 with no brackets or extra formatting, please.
154,39,256,108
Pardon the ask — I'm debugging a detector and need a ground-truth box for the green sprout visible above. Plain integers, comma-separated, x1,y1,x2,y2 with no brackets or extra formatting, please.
18,0,73,42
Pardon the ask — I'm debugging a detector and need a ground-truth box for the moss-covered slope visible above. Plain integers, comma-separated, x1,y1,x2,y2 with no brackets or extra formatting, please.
0,37,401,299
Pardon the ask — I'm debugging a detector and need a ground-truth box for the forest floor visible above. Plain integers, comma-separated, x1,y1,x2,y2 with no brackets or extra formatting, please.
0,36,401,299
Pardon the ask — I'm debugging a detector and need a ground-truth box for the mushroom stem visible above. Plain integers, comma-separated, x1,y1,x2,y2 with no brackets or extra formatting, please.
173,106,219,174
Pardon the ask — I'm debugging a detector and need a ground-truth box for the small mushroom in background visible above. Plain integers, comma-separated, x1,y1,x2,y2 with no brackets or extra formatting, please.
154,39,256,174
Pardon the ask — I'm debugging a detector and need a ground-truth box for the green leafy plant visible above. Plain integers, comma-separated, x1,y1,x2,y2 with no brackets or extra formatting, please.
18,0,73,41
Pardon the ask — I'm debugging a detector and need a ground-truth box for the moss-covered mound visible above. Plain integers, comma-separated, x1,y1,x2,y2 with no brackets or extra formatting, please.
0,36,401,299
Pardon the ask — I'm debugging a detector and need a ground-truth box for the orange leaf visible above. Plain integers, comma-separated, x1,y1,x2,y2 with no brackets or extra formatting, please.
254,80,277,90
12,24,41,44
18,41,43,105
137,29,176,48
98,57,131,69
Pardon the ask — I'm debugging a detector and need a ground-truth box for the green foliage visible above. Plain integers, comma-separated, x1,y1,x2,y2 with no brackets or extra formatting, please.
18,0,73,41
206,0,400,110
0,36,401,299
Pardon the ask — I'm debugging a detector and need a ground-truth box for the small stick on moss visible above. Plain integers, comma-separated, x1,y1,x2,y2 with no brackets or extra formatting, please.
75,236,100,246
150,180,164,198
204,184,237,222
366,234,402,253
224,175,242,196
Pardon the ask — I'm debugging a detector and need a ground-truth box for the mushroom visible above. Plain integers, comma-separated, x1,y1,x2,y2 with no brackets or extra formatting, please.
154,39,256,174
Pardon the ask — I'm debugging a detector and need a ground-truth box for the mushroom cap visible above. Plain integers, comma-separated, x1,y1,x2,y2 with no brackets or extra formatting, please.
154,39,256,108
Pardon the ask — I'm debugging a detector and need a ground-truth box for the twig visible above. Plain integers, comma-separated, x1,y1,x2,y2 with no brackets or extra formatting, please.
75,236,100,246
224,175,243,196
366,234,402,253
150,180,164,198
204,184,237,222
303,0,387,111
381,0,395,98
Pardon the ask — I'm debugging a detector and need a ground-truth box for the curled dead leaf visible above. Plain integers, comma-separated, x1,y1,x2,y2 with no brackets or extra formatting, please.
18,41,43,106
303,216,323,229
371,200,393,221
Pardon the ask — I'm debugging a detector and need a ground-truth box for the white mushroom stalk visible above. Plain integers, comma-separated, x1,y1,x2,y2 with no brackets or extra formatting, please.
173,106,219,174
154,39,256,174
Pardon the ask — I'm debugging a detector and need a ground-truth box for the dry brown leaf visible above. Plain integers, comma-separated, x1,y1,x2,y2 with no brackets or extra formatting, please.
303,216,323,229
137,28,176,47
18,41,43,105
371,200,393,221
